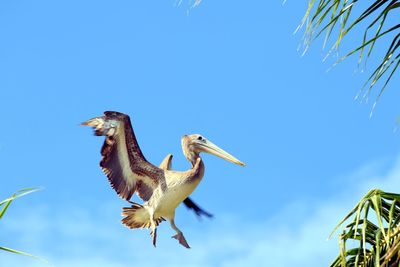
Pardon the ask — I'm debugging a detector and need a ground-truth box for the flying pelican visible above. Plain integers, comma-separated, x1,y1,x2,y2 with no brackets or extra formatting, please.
82,111,245,248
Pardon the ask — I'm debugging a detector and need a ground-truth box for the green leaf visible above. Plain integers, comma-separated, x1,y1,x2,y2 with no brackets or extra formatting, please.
0,188,41,219
300,0,400,101
0,188,48,264
328,189,400,266
0,246,49,264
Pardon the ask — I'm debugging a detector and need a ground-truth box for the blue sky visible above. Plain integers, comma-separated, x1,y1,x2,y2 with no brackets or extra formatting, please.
1,1,400,266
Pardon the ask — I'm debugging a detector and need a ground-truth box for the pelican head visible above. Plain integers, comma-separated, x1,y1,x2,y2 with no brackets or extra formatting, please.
182,134,245,167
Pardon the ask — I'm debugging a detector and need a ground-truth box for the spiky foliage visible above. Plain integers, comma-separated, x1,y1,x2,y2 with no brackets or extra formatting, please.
0,188,46,262
300,0,400,102
177,0,201,7
330,189,400,266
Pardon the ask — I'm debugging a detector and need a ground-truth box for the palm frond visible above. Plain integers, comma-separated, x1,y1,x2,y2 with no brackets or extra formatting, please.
0,188,48,264
300,0,400,101
0,246,46,262
330,189,400,266
0,188,40,219
177,0,201,8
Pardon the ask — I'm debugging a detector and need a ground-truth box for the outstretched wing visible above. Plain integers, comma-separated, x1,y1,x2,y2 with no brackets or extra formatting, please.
82,111,163,201
159,154,213,219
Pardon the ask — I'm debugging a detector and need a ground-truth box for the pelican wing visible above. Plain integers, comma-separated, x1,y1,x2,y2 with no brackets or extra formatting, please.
82,111,163,201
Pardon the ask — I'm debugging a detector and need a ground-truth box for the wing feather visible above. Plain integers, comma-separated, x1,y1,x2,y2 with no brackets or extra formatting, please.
83,111,164,201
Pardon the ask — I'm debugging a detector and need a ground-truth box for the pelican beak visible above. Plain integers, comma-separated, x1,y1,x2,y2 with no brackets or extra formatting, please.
196,139,245,167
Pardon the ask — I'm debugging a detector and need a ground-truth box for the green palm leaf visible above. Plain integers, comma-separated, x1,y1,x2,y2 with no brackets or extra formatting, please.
0,246,45,261
0,188,40,219
330,189,400,266
0,188,48,264
300,0,400,102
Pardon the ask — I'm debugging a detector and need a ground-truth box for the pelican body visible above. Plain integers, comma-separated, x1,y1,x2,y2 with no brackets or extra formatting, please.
82,111,244,248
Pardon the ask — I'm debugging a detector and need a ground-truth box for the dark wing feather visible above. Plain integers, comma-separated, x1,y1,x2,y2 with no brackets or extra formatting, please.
83,111,164,201
183,198,213,219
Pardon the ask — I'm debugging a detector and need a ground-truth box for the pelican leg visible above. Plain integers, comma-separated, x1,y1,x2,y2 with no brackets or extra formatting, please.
150,227,157,247
170,219,190,249
148,209,157,247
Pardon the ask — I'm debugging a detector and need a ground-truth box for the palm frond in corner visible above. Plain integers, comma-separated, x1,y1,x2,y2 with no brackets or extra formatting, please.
330,189,400,266
0,188,48,263
299,0,400,103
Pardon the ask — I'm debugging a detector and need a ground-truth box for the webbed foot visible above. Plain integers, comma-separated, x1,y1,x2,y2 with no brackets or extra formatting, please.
172,232,190,249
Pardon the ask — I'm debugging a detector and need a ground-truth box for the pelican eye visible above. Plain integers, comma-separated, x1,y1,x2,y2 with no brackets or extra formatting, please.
197,136,203,141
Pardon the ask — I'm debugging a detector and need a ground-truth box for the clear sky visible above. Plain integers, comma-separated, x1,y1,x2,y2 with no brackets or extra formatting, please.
1,1,400,266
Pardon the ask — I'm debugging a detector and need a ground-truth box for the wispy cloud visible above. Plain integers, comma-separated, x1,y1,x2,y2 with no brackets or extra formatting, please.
2,157,400,267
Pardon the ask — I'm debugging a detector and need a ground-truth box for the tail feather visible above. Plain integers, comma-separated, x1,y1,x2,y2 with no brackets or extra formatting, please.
121,203,165,229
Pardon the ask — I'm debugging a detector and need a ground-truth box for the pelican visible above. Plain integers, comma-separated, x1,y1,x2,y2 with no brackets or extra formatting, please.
82,111,245,248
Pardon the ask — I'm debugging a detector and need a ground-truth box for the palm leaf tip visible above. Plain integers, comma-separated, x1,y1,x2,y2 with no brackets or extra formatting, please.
0,188,40,219
0,246,49,264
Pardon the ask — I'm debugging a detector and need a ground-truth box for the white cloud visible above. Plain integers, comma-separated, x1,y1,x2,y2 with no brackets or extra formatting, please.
2,157,400,267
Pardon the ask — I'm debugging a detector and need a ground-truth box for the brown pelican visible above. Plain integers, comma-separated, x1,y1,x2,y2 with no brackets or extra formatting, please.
82,111,245,248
